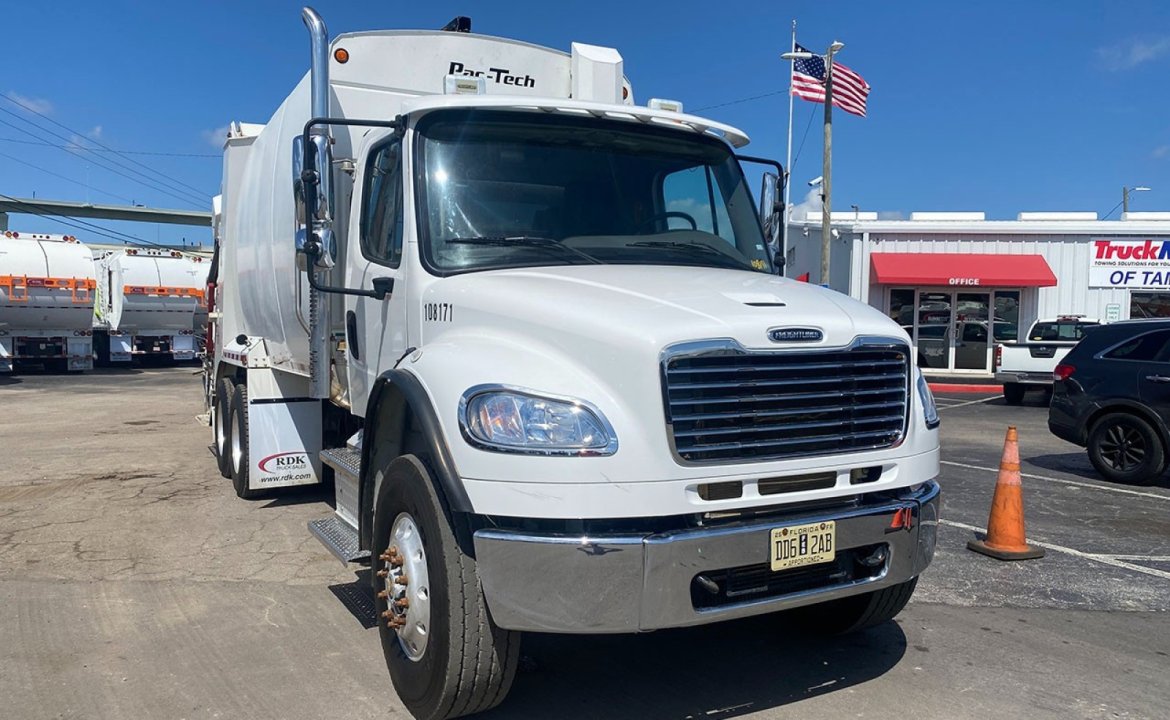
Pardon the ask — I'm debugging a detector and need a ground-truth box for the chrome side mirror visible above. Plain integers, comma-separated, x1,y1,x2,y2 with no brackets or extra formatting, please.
759,172,784,271
292,133,336,270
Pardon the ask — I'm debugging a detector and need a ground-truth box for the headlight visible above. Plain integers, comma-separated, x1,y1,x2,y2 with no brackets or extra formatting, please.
460,386,618,456
916,372,940,429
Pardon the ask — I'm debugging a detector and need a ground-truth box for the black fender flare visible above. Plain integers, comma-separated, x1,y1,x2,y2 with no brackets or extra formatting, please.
359,368,472,549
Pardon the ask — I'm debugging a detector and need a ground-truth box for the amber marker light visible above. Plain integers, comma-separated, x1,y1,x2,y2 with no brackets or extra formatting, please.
334,47,349,64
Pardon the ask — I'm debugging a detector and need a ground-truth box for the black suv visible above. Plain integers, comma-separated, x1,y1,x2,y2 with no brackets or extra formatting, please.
1049,319,1170,485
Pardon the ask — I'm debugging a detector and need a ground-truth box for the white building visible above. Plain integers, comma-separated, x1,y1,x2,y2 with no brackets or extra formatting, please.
786,211,1170,378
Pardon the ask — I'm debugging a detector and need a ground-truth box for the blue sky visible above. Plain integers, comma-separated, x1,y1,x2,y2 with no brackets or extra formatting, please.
3,0,1169,247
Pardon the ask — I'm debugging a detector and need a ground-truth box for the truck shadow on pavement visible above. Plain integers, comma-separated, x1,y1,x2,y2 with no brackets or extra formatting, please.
327,571,907,718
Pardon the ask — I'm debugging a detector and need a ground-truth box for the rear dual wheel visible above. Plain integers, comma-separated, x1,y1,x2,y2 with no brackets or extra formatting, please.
227,384,261,499
213,378,235,479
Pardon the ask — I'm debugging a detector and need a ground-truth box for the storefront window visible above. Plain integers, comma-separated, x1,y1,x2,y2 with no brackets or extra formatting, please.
889,288,915,330
1131,293,1170,319
993,291,1020,341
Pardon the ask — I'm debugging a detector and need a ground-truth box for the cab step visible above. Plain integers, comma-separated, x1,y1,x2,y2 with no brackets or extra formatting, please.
320,446,361,483
308,516,369,564
311,444,368,564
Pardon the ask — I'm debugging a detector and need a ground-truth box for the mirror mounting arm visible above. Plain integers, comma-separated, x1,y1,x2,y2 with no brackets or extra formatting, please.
302,241,393,300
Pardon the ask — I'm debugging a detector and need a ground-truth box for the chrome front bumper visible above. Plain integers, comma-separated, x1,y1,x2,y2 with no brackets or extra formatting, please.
473,480,941,633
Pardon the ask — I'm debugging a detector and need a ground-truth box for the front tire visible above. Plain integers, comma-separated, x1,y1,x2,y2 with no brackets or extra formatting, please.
372,455,519,720
789,577,918,635
1003,382,1026,405
1088,412,1166,485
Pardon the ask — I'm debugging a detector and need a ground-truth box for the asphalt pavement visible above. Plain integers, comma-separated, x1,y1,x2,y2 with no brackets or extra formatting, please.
0,369,1166,719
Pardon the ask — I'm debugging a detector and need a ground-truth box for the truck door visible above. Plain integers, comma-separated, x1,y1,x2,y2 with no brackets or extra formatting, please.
346,135,410,416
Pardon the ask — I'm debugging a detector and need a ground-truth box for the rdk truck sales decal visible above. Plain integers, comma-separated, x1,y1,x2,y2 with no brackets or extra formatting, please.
1088,239,1170,288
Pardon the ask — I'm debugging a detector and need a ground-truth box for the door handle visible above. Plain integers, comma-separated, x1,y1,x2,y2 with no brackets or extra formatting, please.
1145,375,1170,383
346,310,360,361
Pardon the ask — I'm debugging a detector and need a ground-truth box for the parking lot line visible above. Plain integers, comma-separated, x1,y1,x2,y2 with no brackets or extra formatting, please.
939,459,1170,501
936,395,1002,410
943,519,1170,581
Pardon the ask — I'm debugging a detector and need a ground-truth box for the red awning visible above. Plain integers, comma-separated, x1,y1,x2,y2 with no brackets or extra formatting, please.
870,253,1057,287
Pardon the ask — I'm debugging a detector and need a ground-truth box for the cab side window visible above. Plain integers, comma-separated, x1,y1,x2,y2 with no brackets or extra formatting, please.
361,139,404,267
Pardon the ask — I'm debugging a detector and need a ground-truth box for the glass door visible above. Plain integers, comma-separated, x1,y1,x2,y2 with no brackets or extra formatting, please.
953,291,992,371
915,290,953,370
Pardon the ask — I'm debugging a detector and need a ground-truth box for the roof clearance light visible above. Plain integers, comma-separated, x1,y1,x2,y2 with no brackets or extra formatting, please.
334,47,349,64
647,98,684,113
444,74,486,96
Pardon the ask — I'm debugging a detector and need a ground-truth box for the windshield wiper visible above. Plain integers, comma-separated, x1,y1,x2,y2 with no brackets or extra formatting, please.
625,240,751,269
446,236,603,264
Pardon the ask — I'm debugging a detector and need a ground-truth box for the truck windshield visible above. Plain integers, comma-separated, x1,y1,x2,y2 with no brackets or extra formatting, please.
414,109,771,276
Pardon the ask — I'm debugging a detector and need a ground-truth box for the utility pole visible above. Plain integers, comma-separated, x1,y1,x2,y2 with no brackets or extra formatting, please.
820,41,844,287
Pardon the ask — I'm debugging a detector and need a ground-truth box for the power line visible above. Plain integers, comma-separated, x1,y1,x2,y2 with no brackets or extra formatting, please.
692,89,787,113
1101,199,1125,221
0,192,171,248
791,103,817,170
1,93,211,199
0,107,208,206
0,150,138,204
0,136,218,158
0,115,206,209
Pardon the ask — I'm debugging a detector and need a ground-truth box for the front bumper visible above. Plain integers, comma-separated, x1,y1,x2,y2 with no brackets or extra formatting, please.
474,480,940,633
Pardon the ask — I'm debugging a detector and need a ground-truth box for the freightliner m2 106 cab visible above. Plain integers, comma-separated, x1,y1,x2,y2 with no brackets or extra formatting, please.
206,8,941,718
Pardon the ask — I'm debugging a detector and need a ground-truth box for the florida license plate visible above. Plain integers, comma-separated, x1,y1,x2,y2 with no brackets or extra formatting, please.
770,521,836,571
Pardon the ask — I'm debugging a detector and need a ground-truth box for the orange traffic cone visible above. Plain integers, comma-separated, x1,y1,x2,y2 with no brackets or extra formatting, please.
967,426,1046,561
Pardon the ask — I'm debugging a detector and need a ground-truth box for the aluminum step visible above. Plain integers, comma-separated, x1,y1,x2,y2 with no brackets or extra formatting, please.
320,446,361,482
308,516,370,564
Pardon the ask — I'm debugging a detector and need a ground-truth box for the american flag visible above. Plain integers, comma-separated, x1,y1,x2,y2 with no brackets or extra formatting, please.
791,43,871,118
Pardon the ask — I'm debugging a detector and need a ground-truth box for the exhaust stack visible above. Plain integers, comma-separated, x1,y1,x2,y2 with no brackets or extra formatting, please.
302,6,332,400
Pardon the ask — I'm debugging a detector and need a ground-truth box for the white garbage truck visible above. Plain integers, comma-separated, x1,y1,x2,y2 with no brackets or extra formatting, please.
206,8,941,718
0,230,96,373
93,248,208,364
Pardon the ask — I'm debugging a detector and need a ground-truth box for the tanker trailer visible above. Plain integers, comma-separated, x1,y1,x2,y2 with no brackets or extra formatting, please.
93,248,208,364
0,230,96,373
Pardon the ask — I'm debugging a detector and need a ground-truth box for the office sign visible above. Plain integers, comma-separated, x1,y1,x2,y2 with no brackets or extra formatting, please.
1088,239,1170,288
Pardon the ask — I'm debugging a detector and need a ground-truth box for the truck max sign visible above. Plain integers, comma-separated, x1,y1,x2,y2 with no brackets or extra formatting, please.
1088,239,1170,288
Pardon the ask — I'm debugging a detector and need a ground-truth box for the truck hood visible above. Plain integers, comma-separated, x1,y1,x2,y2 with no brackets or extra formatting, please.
423,265,907,353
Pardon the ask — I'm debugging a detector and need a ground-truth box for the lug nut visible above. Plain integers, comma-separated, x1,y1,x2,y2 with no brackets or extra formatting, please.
395,575,408,586
395,597,410,609
376,589,390,600
381,610,395,620
376,569,389,578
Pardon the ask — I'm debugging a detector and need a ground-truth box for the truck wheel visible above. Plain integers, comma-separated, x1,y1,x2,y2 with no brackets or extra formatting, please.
214,378,236,479
228,384,261,499
1088,412,1166,486
1002,383,1026,405
372,455,519,720
790,577,918,635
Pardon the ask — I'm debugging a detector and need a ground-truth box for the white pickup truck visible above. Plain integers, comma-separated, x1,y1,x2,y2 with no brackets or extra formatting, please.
994,316,1101,404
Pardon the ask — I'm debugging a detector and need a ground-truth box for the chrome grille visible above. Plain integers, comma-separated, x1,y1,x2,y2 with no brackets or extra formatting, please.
663,340,910,464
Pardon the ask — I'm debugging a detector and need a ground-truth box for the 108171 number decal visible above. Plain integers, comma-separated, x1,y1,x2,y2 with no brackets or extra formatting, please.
424,302,454,322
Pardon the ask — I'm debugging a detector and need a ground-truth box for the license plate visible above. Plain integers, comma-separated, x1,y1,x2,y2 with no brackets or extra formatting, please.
770,521,836,571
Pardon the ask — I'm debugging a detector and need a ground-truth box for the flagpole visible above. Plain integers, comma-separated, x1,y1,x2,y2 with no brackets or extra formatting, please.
782,20,796,274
